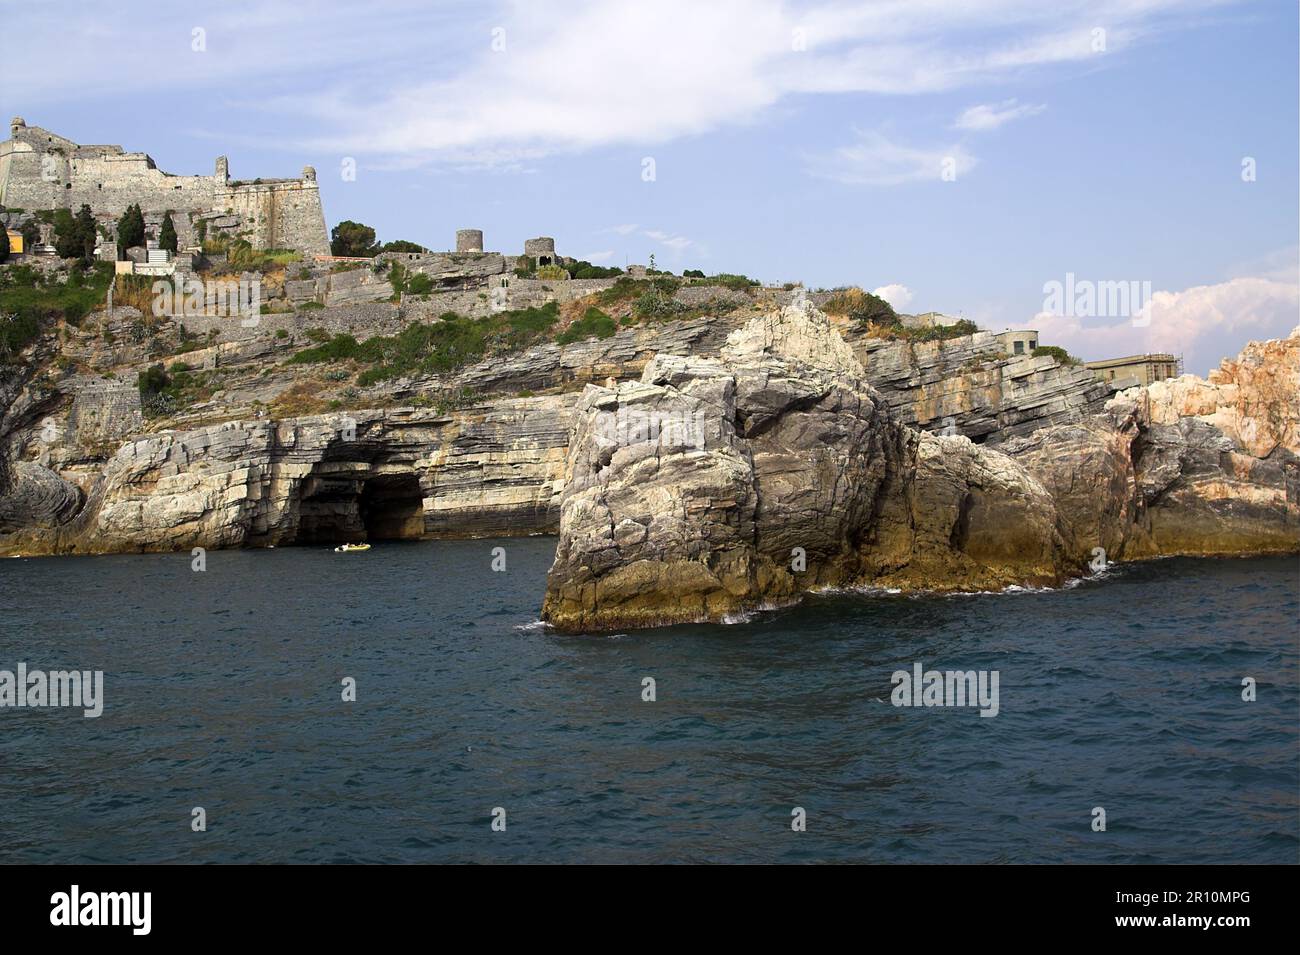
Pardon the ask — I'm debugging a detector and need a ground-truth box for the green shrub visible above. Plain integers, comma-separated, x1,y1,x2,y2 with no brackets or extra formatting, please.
1032,344,1080,365
824,287,897,326
557,307,617,345
0,262,113,360
405,272,433,295
633,287,685,320
704,273,759,291
289,334,360,364
906,319,980,342
565,261,623,279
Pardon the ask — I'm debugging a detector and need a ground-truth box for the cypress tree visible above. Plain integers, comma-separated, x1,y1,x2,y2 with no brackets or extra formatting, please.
159,212,178,254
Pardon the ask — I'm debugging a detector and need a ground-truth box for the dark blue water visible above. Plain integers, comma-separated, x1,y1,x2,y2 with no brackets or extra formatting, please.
0,541,1296,864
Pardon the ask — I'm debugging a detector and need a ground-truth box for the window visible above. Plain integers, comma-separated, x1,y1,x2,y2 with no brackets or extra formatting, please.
1014,341,1024,354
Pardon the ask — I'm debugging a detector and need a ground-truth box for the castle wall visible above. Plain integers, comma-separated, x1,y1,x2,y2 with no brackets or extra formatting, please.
0,121,328,255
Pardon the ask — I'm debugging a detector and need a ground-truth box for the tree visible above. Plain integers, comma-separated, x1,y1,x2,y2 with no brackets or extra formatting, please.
330,220,379,257
158,212,178,254
72,204,97,262
381,239,426,254
52,208,80,259
116,203,145,258
20,219,40,251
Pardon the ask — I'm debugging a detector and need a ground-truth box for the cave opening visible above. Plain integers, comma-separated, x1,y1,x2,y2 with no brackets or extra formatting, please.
360,473,426,540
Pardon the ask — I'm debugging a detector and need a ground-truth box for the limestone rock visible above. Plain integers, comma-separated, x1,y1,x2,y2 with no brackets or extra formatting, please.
856,331,1113,442
541,307,1076,631
0,396,576,555
0,462,82,533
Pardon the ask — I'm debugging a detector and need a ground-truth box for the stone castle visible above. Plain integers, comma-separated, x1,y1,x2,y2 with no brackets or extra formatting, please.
0,118,328,255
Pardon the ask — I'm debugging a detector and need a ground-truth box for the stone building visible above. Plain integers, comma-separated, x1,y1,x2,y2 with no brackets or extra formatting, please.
523,236,557,266
1084,353,1182,388
0,118,328,255
455,229,484,253
997,329,1040,356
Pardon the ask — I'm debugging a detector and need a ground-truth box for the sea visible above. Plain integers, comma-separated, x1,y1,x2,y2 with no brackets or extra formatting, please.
1,540,1296,863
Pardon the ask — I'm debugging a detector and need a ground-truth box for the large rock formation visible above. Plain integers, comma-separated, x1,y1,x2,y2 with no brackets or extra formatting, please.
540,307,1075,631
541,307,1299,631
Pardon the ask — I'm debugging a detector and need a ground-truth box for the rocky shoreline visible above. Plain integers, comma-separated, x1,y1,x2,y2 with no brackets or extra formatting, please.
539,308,1298,631
2,296,1296,633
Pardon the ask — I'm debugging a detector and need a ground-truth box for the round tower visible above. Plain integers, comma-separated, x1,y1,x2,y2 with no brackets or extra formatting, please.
523,236,556,265
456,229,484,253
10,117,26,137
302,165,317,183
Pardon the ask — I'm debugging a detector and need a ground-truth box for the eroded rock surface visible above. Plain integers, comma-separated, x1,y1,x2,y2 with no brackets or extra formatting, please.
542,307,1299,631
541,307,1076,630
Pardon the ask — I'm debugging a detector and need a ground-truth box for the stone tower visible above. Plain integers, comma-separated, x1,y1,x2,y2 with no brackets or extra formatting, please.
524,236,556,265
456,229,484,253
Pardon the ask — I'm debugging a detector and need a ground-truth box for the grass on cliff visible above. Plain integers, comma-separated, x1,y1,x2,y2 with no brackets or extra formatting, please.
0,262,113,361
137,361,220,418
289,301,561,385
556,306,616,345
202,237,302,272
1032,344,1082,366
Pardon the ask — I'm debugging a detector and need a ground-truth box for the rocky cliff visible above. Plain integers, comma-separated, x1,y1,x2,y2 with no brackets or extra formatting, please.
2,283,1295,613
0,397,575,555
540,308,1299,631
853,330,1113,443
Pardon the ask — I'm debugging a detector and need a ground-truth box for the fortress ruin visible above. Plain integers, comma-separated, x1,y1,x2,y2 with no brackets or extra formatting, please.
0,118,328,255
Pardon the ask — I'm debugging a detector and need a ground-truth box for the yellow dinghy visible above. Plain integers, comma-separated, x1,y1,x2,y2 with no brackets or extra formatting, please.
334,543,371,553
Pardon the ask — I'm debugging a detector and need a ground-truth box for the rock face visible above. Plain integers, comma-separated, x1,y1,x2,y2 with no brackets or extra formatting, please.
854,331,1114,443
541,307,1073,631
0,396,576,555
0,462,82,533
2,281,1295,628
541,307,1300,632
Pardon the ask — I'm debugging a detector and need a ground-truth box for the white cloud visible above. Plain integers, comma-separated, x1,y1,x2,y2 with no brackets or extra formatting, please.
1031,272,1300,375
643,230,693,251
873,284,914,309
302,0,1224,164
601,225,695,252
0,1,1233,171
806,130,976,186
953,98,1046,131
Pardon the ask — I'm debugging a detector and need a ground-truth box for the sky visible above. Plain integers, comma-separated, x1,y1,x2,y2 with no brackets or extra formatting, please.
2,0,1296,373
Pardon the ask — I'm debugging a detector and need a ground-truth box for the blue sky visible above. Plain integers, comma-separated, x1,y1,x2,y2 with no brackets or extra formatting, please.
2,0,1296,372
